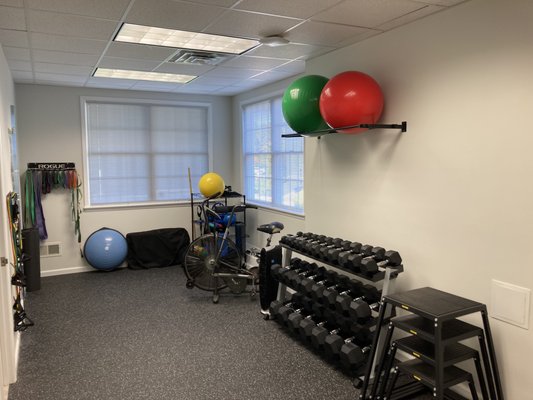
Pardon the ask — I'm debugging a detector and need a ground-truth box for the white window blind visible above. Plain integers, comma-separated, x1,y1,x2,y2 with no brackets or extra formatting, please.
242,97,304,213
84,100,209,206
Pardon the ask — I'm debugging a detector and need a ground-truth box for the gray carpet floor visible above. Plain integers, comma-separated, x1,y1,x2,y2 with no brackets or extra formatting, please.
8,267,434,400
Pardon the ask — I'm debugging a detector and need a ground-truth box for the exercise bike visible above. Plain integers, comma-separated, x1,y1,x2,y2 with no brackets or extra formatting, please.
184,197,283,303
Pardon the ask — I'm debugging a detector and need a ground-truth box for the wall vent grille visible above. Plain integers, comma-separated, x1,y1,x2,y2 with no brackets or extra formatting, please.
40,242,62,258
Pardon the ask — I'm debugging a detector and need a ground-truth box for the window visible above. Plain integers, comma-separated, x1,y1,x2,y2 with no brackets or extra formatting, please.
82,98,210,206
242,96,304,214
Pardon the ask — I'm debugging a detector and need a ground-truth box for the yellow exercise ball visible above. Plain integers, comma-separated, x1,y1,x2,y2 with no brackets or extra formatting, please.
198,172,225,198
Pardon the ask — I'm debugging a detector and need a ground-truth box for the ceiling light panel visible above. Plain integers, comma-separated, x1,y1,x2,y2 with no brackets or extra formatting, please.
115,23,259,55
94,68,196,83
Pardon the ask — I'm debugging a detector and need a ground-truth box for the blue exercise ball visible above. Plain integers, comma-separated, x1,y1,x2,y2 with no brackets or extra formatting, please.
84,228,128,270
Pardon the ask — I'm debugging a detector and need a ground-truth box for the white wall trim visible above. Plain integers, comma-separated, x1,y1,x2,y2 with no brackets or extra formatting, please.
40,266,94,277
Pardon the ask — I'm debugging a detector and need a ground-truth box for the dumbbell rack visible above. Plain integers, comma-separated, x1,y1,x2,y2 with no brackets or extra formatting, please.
360,287,504,400
274,237,405,388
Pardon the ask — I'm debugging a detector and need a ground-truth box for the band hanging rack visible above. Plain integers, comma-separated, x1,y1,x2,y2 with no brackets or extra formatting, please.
27,162,76,170
281,121,407,138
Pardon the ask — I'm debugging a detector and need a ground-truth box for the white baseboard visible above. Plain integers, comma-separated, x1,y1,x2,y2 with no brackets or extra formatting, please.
41,266,94,277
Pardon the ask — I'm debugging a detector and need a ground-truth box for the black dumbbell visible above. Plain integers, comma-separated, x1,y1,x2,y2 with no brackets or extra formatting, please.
271,259,311,283
321,275,352,308
348,297,380,321
317,238,343,260
359,250,402,274
326,240,353,263
324,329,372,362
335,282,380,314
345,246,386,273
277,293,315,324
301,236,328,255
291,266,328,292
269,292,303,319
338,242,363,267
287,305,326,335
287,264,323,290
300,269,338,297
298,309,339,342
341,244,374,271
308,271,342,301
310,317,351,350
340,343,372,370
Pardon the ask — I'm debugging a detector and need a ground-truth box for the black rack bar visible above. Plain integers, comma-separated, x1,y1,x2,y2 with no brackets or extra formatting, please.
282,121,407,138
27,162,76,170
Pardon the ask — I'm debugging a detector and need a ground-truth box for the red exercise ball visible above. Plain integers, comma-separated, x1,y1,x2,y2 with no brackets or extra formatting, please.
319,71,384,134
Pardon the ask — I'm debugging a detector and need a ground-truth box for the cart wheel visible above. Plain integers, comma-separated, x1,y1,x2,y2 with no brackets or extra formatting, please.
186,280,195,289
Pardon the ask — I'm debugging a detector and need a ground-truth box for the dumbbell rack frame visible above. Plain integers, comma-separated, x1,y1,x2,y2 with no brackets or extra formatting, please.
275,243,404,389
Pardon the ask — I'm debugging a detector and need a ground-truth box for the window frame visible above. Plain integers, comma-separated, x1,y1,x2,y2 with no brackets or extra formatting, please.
80,96,213,209
240,92,305,216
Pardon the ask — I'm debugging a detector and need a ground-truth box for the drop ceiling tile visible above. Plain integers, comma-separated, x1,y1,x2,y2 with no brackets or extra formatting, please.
192,75,241,86
35,78,85,87
154,62,214,75
7,60,31,71
85,76,137,89
130,81,180,91
222,55,288,70
413,0,466,5
2,46,30,61
11,70,33,81
189,0,238,6
105,42,175,62
34,62,93,76
205,10,302,39
125,0,225,32
312,0,425,28
377,4,444,30
32,49,99,66
273,60,305,74
0,29,29,47
234,0,342,19
251,69,296,82
175,83,225,94
201,66,264,79
337,28,382,47
0,0,23,7
229,78,265,88
30,33,107,54
215,87,244,95
26,0,130,20
246,43,335,60
35,72,87,83
286,20,371,46
0,6,26,30
98,56,162,72
28,10,118,40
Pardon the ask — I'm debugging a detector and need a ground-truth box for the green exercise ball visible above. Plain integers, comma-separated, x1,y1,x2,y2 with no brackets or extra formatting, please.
282,75,330,135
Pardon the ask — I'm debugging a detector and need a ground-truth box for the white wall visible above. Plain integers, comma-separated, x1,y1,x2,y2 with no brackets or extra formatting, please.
235,0,533,397
15,84,233,274
0,45,17,393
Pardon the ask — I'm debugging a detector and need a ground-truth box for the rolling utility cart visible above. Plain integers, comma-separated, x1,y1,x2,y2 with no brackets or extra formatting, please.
190,190,247,253
360,287,504,400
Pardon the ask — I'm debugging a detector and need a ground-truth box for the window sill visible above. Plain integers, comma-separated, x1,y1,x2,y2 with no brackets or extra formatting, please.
84,200,190,212
246,202,305,219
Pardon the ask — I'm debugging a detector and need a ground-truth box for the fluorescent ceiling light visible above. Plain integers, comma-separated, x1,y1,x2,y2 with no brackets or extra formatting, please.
94,68,196,83
115,23,259,55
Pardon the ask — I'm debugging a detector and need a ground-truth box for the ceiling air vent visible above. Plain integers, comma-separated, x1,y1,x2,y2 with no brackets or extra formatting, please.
169,50,233,66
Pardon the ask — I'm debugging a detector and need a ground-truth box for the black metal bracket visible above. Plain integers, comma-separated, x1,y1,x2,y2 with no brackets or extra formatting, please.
282,121,407,138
